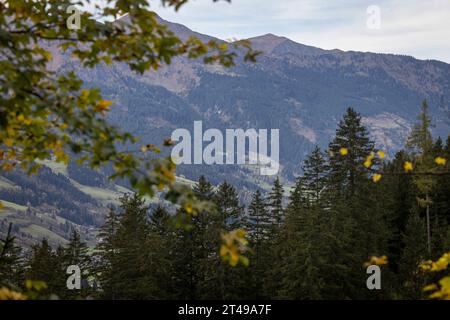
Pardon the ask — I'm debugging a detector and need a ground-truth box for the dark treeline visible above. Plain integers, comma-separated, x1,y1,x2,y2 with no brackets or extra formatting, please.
1,104,450,299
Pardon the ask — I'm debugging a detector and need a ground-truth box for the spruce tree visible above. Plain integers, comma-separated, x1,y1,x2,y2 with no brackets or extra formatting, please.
406,100,436,255
383,151,415,270
94,207,120,299
112,194,152,299
267,177,284,227
26,239,61,296
398,212,428,299
0,223,24,288
277,206,324,299
246,190,271,298
62,230,92,299
147,205,176,299
189,176,219,299
302,146,328,204
328,107,374,201
203,181,249,299
214,182,245,231
64,230,90,272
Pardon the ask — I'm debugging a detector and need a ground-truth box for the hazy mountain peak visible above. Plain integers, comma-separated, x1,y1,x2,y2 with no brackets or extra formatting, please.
248,33,326,57
248,33,290,54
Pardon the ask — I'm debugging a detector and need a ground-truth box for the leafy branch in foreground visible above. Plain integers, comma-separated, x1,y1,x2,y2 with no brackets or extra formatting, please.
0,0,259,265
421,252,450,300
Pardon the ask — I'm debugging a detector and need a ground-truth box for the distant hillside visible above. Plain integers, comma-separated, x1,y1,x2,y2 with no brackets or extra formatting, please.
48,14,450,187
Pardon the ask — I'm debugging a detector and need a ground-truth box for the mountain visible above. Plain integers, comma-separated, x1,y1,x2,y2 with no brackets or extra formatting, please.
69,14,449,183
1,14,450,243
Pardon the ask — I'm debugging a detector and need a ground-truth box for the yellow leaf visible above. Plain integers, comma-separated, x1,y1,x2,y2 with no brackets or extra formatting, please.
366,255,388,267
423,284,438,292
95,100,112,113
372,174,382,183
435,157,447,166
220,245,228,258
0,287,27,300
377,150,386,159
184,203,193,214
404,161,413,172
364,159,372,168
339,147,348,156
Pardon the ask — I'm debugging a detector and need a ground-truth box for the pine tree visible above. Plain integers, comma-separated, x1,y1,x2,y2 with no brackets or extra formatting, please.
324,107,389,298
267,177,284,227
303,146,328,204
61,229,92,299
398,212,428,299
277,180,332,299
406,100,436,255
431,136,450,225
277,206,324,299
200,181,249,299
383,151,415,270
26,239,61,295
0,223,24,288
287,177,308,214
111,194,152,299
214,182,244,231
94,207,120,299
194,175,215,201
188,176,219,299
147,205,176,299
64,230,90,271
407,100,433,156
246,190,271,298
149,206,171,236
328,107,374,201
247,190,271,243
265,178,285,298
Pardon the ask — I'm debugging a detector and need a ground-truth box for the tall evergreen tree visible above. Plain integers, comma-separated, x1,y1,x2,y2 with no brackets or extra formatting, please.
215,182,244,231
328,107,374,201
382,151,415,270
302,146,328,204
61,229,92,299
0,223,24,288
147,206,176,299
26,239,62,295
398,212,428,299
246,190,271,298
406,100,436,255
200,181,249,299
94,208,120,299
267,177,284,227
111,194,152,299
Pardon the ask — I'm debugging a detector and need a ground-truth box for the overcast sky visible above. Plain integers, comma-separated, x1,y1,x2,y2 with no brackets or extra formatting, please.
85,0,450,63
144,0,450,63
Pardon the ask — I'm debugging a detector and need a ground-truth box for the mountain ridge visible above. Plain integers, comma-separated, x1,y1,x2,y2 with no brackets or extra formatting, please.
99,13,450,179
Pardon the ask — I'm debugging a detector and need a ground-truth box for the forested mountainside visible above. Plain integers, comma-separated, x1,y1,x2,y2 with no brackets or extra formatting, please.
1,13,449,245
